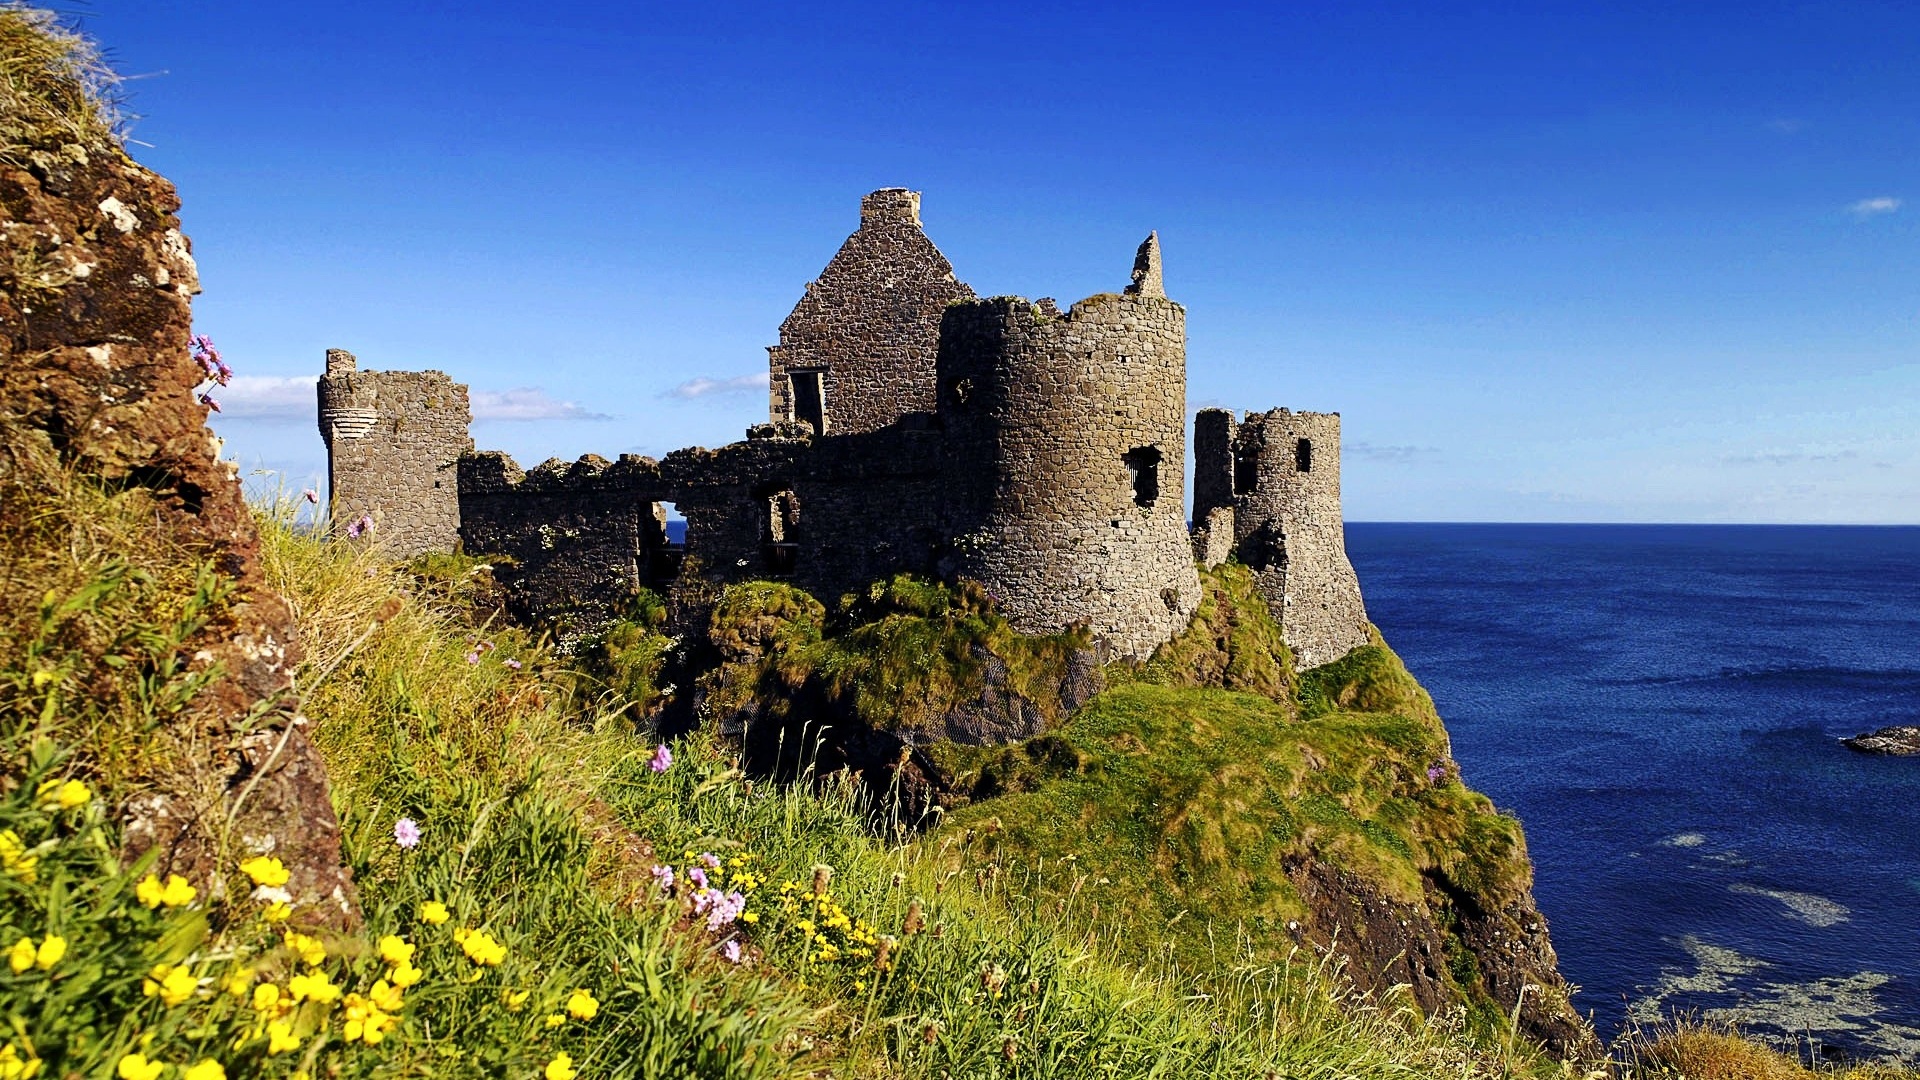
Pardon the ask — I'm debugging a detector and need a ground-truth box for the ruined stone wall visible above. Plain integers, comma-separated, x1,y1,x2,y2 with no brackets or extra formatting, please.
457,452,666,639
456,425,947,641
318,349,471,557
1206,408,1369,669
766,189,974,435
937,278,1201,661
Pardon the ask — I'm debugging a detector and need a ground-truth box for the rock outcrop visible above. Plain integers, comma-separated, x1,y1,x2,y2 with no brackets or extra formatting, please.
1,78,357,923
1842,725,1920,755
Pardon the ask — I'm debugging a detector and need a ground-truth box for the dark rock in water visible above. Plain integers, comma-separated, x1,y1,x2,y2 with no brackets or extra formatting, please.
1842,725,1920,755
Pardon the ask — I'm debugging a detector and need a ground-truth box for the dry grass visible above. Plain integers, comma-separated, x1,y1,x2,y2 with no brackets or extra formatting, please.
0,4,121,160
1629,1020,1918,1080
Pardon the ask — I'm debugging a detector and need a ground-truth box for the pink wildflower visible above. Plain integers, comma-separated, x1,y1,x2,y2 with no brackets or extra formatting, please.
699,852,721,872
649,864,674,892
198,391,221,413
723,939,742,964
301,488,319,505
346,513,373,539
686,866,708,890
648,744,672,773
503,658,523,671
465,651,480,665
394,817,421,849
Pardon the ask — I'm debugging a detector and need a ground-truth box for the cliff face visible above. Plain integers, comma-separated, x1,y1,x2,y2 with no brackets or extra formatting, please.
0,50,356,922
676,565,1594,1058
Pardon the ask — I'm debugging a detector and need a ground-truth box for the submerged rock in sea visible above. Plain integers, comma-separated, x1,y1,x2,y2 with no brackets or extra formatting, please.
1841,725,1920,755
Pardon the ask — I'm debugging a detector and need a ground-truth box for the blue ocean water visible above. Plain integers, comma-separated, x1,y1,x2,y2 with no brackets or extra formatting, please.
1346,524,1920,1059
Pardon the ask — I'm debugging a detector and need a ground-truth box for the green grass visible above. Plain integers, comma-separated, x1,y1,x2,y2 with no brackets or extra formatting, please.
1,4,121,161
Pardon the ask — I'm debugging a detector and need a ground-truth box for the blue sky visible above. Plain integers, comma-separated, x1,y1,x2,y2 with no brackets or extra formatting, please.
77,0,1918,522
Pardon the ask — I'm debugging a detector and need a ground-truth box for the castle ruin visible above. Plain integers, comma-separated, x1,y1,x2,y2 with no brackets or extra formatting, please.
318,189,1369,667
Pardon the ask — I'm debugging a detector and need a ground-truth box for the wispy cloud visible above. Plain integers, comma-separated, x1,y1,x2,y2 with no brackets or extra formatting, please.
472,388,610,421
661,373,768,400
212,374,606,422
1723,448,1859,466
1849,196,1901,218
1348,442,1439,463
215,374,318,418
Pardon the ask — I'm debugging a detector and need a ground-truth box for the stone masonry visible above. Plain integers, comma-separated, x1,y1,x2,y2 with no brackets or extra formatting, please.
1193,407,1370,668
937,260,1201,659
317,349,471,557
320,189,1371,668
766,188,975,435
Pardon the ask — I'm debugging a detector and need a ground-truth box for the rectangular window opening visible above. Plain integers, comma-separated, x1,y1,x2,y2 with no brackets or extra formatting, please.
1295,438,1313,473
790,371,826,434
1233,448,1258,495
1124,446,1162,508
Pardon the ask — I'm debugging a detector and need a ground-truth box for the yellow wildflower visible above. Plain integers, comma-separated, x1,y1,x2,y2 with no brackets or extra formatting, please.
135,873,196,909
181,1059,224,1080
456,928,506,966
287,969,341,1004
566,988,600,1021
544,1053,577,1080
389,960,423,988
418,900,450,925
253,983,290,1017
544,1013,566,1029
116,1053,165,1080
741,911,759,924
220,964,253,998
376,934,414,966
342,993,397,1045
238,856,289,888
36,778,91,810
144,963,198,1007
0,1041,43,1080
265,1020,301,1055
1,832,38,882
503,988,531,1010
368,978,405,1012
34,935,64,970
282,931,326,966
7,938,33,974
261,902,292,924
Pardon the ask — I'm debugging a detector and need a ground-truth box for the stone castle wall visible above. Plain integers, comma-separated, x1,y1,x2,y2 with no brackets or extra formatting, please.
457,425,948,640
318,349,471,557
1194,407,1369,668
766,189,974,435
937,274,1201,660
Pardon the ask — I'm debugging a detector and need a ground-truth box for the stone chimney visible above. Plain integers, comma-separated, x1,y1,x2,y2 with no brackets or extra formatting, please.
860,187,921,226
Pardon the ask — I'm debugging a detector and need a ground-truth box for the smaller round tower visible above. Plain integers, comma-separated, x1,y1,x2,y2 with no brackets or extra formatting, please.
937,234,1200,660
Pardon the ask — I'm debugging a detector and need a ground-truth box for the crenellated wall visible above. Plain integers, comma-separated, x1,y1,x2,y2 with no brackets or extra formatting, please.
1193,406,1369,668
318,349,471,557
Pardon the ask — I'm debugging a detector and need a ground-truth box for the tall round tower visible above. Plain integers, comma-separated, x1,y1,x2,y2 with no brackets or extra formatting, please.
937,235,1200,660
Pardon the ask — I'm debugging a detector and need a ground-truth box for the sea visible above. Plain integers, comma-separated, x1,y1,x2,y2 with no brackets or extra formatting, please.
1345,523,1920,1062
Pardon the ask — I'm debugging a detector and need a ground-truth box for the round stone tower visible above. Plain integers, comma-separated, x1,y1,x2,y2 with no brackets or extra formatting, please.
937,235,1200,660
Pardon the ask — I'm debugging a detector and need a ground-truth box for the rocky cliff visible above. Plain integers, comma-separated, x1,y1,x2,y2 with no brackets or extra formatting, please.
0,11,355,922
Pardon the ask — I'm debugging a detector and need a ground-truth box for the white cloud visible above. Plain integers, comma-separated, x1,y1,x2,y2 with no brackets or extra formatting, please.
471,388,610,421
213,374,318,418
1849,196,1901,218
1348,442,1439,463
661,373,769,400
210,374,605,422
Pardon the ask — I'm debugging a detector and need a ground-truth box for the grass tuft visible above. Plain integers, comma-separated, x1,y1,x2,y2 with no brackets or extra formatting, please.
0,4,122,161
